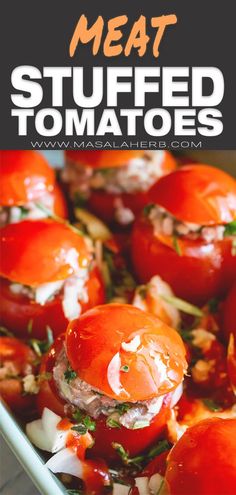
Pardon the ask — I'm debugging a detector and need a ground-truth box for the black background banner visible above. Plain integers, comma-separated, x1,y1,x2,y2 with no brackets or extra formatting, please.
1,0,235,149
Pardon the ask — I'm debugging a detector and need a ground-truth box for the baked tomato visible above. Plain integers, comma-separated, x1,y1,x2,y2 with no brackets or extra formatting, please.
0,267,105,339
38,304,186,461
149,164,236,225
0,337,37,416
0,220,105,338
131,215,235,305
165,418,236,495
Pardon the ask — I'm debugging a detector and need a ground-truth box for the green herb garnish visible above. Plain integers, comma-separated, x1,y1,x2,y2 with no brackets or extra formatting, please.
115,403,130,415
29,326,54,357
106,417,121,429
224,221,236,237
120,365,129,373
112,439,171,468
19,206,30,219
35,202,85,236
202,398,222,412
64,367,77,383
172,235,182,256
72,410,96,435
179,329,194,343
159,294,203,317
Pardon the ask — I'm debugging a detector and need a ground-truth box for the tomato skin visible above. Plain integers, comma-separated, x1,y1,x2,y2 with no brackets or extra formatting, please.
0,267,105,339
141,450,170,477
53,183,68,219
0,220,91,286
88,189,151,224
90,406,171,462
222,282,236,341
0,150,55,206
0,337,37,417
65,150,146,168
131,216,236,305
66,304,186,402
165,418,236,495
149,165,236,225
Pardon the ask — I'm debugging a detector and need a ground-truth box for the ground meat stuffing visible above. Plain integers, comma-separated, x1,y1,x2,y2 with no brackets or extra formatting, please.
148,205,229,242
0,193,54,228
62,151,166,198
53,347,179,430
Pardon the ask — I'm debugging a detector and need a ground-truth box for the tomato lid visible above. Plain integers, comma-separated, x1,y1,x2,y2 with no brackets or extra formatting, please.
65,150,146,168
66,304,187,402
0,219,90,286
0,150,55,206
149,164,236,225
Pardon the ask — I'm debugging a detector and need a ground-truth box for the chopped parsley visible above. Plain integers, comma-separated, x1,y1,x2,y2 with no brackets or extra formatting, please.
72,410,96,434
67,490,83,495
19,206,30,219
137,286,148,299
224,220,236,237
115,403,130,415
179,329,194,343
202,398,222,412
172,235,182,256
120,365,129,373
106,417,121,429
64,367,77,383
73,192,87,208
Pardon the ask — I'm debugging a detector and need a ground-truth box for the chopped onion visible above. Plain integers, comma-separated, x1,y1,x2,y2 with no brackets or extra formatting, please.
46,448,83,478
35,281,64,305
135,476,151,495
112,484,131,495
121,335,141,352
26,408,68,454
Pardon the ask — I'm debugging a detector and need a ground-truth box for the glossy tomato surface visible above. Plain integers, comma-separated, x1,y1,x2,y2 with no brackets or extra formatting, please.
149,164,236,225
0,267,105,339
0,220,90,286
131,216,236,305
66,304,186,402
165,418,236,495
0,150,55,206
90,406,171,462
53,183,68,219
0,337,37,416
65,150,146,168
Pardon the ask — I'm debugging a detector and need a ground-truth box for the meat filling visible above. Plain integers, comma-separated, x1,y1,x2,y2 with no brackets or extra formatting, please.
62,151,166,199
9,269,89,321
0,193,54,228
53,347,181,430
148,205,231,243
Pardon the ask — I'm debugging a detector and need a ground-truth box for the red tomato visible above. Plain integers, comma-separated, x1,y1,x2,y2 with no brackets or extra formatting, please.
0,150,55,206
165,418,236,495
131,216,236,305
53,183,68,219
0,267,105,339
0,337,37,416
65,150,146,169
90,406,170,462
140,450,170,477
149,164,236,225
37,337,171,461
66,304,187,402
222,282,236,341
0,220,91,286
